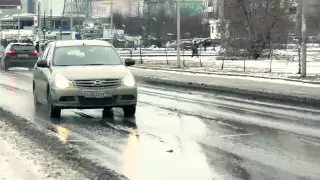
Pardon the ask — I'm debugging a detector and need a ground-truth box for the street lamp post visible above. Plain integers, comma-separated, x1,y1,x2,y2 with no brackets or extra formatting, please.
177,0,181,68
110,0,114,44
37,1,41,54
201,5,205,37
70,0,73,39
17,6,21,42
301,0,307,77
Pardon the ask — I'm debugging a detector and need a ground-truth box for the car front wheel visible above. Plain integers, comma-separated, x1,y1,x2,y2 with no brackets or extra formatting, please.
47,89,61,118
122,105,136,117
33,83,39,105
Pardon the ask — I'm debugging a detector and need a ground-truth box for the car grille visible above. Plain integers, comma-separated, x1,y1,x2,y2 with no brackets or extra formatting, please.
74,79,120,88
78,96,118,105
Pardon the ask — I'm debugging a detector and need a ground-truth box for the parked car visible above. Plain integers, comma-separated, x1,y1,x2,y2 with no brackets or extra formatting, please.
165,40,177,49
180,39,193,50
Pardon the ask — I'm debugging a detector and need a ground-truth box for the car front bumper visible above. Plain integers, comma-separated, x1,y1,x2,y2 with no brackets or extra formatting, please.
50,86,137,109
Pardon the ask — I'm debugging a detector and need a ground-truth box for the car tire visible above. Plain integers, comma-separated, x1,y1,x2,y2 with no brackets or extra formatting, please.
122,105,136,117
33,84,39,105
102,107,113,118
47,89,61,118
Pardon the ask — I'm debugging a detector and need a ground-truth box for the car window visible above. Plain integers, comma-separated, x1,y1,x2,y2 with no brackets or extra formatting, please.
11,44,35,51
52,46,123,66
47,44,55,65
41,44,51,61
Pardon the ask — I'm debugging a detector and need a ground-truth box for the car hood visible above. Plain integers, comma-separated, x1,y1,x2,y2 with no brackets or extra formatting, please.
51,65,129,80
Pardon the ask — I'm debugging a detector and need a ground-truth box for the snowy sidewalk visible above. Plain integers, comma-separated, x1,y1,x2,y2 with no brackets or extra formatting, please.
132,64,320,84
130,67,320,102
0,139,41,180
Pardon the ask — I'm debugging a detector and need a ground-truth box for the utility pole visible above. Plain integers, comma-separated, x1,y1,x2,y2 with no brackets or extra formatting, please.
147,0,150,46
296,0,302,74
110,0,114,42
138,2,140,17
129,0,132,17
38,1,41,54
301,0,307,77
219,0,225,50
43,10,46,42
177,0,181,68
17,6,21,42
70,0,73,40
50,0,52,30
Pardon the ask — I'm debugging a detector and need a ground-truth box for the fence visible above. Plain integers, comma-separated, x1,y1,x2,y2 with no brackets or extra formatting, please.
116,43,320,75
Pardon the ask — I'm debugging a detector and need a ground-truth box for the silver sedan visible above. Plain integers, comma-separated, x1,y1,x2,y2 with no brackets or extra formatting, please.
33,40,137,118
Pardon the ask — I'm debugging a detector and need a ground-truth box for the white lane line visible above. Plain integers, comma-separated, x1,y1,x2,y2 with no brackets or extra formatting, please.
65,139,127,143
219,133,254,138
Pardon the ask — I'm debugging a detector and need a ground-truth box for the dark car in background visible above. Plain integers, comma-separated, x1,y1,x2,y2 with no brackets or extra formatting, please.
180,39,193,50
0,43,38,71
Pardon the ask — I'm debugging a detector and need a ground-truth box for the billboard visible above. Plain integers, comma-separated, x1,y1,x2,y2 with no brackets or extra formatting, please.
91,0,139,19
0,0,21,8
181,0,202,16
91,1,108,19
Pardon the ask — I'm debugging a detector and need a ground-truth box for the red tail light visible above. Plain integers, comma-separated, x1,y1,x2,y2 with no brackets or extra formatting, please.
6,50,16,54
30,50,38,55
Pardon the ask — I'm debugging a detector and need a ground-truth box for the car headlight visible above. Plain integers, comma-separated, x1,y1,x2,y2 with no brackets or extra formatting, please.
122,72,135,87
54,74,73,89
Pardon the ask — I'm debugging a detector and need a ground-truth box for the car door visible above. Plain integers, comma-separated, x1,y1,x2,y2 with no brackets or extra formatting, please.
39,44,55,103
34,44,51,103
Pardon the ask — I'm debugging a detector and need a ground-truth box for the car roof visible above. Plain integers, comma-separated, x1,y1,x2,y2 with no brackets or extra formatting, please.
54,40,112,48
9,43,33,45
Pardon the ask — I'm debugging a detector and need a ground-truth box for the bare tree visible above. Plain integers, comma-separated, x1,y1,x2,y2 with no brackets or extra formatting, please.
225,0,295,59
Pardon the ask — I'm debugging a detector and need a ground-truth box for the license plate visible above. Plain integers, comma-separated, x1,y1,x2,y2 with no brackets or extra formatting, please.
18,54,28,58
84,91,112,98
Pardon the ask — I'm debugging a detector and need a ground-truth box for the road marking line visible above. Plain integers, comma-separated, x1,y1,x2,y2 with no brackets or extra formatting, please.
66,139,127,143
219,133,254,138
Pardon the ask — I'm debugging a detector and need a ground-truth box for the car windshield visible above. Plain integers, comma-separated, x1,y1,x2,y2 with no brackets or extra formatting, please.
53,46,123,66
11,44,35,51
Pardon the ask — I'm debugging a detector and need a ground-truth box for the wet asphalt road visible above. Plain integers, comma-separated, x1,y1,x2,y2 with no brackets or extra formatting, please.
0,69,320,180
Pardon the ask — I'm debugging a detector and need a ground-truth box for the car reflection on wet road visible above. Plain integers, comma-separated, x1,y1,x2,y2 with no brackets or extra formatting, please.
0,69,320,180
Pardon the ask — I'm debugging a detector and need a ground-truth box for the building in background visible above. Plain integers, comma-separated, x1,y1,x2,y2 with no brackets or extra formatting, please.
37,0,64,16
61,0,141,20
27,0,34,13
1,0,27,15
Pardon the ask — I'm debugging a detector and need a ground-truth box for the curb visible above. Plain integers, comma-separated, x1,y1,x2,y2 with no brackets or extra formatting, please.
119,54,217,57
0,107,128,180
131,66,320,85
135,76,320,107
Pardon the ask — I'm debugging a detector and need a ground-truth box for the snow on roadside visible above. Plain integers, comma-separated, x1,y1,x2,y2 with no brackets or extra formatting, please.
132,57,320,76
0,138,42,180
0,120,88,180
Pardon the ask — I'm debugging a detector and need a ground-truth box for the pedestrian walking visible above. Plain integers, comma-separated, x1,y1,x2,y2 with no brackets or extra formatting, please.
35,41,40,53
191,41,199,57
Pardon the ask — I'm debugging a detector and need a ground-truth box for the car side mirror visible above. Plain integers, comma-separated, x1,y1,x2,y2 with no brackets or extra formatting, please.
125,58,135,66
36,60,48,68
